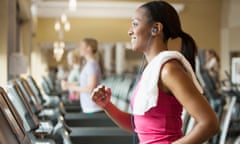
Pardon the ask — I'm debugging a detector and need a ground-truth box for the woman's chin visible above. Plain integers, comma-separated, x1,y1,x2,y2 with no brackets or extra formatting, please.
129,44,142,52
130,46,138,51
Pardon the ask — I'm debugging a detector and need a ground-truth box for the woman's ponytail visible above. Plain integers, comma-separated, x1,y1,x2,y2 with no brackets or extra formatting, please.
179,31,198,71
141,1,198,71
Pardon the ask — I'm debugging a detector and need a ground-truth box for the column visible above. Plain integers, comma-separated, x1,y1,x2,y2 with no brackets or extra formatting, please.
0,0,8,85
115,42,125,75
103,43,114,75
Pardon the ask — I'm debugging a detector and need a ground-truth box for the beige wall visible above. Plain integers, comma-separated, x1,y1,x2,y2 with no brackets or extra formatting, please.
177,0,221,53
36,18,131,42
36,0,221,48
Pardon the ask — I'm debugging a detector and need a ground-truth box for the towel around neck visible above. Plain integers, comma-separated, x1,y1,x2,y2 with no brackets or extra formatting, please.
133,51,203,115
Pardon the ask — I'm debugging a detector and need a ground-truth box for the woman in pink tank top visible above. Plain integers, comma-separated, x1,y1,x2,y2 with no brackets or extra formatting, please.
92,1,219,143
132,81,183,144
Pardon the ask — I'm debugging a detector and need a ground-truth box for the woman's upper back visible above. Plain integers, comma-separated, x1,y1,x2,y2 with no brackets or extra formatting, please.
80,60,101,85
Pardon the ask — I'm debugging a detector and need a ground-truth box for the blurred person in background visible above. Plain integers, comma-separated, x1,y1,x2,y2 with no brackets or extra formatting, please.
64,49,82,101
205,49,221,87
62,38,103,113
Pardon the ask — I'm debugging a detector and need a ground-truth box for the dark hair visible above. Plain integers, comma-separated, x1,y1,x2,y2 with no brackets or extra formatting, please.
141,0,197,70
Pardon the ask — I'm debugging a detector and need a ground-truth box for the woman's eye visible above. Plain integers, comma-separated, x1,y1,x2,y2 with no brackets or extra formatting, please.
132,22,138,27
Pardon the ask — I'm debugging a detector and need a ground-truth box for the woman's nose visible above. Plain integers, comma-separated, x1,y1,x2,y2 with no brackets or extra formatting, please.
128,27,133,36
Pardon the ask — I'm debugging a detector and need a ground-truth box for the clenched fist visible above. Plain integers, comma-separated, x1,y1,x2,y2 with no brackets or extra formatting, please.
91,85,111,109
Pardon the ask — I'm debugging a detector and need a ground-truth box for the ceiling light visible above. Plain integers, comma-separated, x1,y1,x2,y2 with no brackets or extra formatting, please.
54,21,61,31
69,0,77,11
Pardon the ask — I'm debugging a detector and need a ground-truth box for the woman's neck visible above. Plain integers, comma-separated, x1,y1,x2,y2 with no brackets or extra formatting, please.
85,54,95,62
145,41,168,63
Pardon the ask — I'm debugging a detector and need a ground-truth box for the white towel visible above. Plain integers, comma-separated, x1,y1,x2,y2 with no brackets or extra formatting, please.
133,51,203,115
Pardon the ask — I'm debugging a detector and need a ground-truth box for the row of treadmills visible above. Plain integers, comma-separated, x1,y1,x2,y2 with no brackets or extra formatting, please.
0,76,134,144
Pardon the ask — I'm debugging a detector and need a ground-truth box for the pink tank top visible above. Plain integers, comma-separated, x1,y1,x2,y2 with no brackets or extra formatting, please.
131,82,183,144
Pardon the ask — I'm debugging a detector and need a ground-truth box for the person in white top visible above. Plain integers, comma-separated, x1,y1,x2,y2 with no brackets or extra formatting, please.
62,38,102,113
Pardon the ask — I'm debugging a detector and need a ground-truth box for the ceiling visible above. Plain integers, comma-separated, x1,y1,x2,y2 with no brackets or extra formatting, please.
32,0,185,18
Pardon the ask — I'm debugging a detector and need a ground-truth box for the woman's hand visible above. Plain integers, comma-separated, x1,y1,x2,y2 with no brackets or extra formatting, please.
92,85,111,109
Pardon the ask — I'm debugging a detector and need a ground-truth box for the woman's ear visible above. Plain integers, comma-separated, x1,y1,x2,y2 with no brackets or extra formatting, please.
151,22,163,36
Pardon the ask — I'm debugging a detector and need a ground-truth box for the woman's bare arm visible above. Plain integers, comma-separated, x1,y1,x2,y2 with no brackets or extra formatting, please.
92,86,134,132
104,102,134,132
62,75,98,93
161,60,219,144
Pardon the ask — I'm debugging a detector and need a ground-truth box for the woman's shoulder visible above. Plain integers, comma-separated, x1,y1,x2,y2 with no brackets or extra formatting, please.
87,59,98,65
84,60,101,73
161,59,185,77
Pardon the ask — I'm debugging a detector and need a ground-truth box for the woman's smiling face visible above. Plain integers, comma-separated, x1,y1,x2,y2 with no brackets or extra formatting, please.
128,7,152,52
